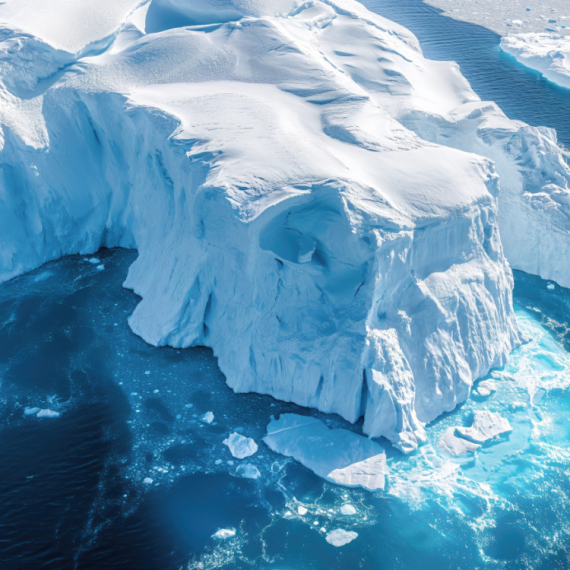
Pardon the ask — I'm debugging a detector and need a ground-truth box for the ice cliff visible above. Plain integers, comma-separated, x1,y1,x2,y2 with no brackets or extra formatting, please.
3,0,563,452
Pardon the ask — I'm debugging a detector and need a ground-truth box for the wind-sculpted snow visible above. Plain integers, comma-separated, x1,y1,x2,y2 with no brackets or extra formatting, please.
501,33,570,90
0,0,530,450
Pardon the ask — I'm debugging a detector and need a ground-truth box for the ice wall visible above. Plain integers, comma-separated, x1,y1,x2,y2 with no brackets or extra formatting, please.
0,0,525,450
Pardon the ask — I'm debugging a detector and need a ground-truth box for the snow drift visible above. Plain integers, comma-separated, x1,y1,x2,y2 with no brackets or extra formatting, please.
0,0,554,451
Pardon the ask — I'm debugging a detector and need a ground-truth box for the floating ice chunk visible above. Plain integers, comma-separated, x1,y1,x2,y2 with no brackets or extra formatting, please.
340,504,357,516
456,411,512,444
235,463,260,479
214,459,222,465
143,477,153,484
212,528,236,540
325,529,358,547
475,379,497,397
223,432,258,459
297,506,308,515
87,258,100,264
24,407,41,416
201,411,214,424
264,414,387,491
547,283,556,290
185,403,193,409
438,427,481,456
96,264,105,271
37,409,60,418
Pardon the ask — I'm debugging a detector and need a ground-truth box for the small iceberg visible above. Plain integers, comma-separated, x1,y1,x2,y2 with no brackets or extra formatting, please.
36,409,60,418
264,414,387,491
340,504,357,516
212,528,236,540
200,411,214,424
87,257,101,264
235,463,260,480
223,432,258,459
325,529,358,547
24,407,41,416
439,427,481,456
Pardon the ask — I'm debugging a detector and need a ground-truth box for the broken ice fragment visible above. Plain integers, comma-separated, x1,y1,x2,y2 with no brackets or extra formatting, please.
439,427,481,456
325,529,358,547
235,463,260,479
36,409,60,418
200,411,214,424
456,411,512,444
340,504,357,516
223,432,258,459
212,528,236,540
24,407,41,416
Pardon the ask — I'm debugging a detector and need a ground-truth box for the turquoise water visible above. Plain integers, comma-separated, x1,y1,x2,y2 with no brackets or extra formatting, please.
1,250,569,569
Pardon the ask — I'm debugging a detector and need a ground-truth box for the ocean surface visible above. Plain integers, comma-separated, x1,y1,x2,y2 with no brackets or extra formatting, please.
2,3,570,570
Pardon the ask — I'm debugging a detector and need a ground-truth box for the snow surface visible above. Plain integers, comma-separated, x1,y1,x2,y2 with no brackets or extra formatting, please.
2,0,569,449
264,414,388,491
223,432,258,459
501,33,570,89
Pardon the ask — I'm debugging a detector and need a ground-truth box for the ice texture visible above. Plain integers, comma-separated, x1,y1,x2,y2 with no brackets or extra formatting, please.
501,33,570,89
223,433,258,459
6,0,567,450
264,414,388,491
235,463,261,480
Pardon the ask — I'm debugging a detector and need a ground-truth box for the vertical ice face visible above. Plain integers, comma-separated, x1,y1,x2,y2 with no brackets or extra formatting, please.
0,0,528,450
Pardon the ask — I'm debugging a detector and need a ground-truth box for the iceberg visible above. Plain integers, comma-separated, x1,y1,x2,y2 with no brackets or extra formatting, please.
212,528,236,540
223,433,258,459
264,414,388,491
0,0,549,449
36,409,60,418
501,33,570,90
235,463,261,480
456,410,512,444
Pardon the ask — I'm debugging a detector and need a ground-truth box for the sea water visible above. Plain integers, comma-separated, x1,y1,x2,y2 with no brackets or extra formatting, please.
0,249,569,569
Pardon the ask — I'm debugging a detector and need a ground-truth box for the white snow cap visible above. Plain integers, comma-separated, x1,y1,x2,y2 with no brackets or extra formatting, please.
223,432,258,459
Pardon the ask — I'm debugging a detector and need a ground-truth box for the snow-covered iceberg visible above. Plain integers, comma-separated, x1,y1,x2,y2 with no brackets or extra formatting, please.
264,414,388,491
501,33,570,90
0,0,541,450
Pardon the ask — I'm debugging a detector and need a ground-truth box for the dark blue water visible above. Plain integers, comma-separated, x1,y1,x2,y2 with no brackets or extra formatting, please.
1,250,570,569
362,0,570,148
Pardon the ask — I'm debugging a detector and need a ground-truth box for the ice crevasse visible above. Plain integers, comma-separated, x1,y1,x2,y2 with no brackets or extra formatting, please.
4,0,567,452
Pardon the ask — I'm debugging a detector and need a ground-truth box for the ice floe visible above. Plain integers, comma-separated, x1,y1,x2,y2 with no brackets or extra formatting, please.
325,529,358,547
223,433,258,459
264,414,387,491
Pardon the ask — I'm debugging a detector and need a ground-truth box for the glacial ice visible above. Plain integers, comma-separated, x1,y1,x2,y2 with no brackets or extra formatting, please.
3,0,569,449
200,412,214,425
223,433,258,459
264,414,387,491
438,427,481,456
212,528,236,540
501,33,570,89
325,529,358,547
24,407,40,416
340,504,357,516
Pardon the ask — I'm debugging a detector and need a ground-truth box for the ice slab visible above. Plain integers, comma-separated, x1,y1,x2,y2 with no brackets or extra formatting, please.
340,504,357,516
200,412,214,424
325,529,358,547
456,411,512,444
24,406,41,416
264,414,387,491
223,432,258,459
438,427,481,456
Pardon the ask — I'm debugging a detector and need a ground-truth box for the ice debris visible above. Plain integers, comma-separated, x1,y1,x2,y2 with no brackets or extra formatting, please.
212,528,236,540
200,411,214,424
325,529,358,547
36,409,60,418
264,414,387,491
235,463,260,480
223,432,258,459
456,411,513,444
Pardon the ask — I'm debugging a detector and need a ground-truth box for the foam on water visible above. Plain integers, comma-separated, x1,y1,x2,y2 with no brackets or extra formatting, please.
1,251,570,568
